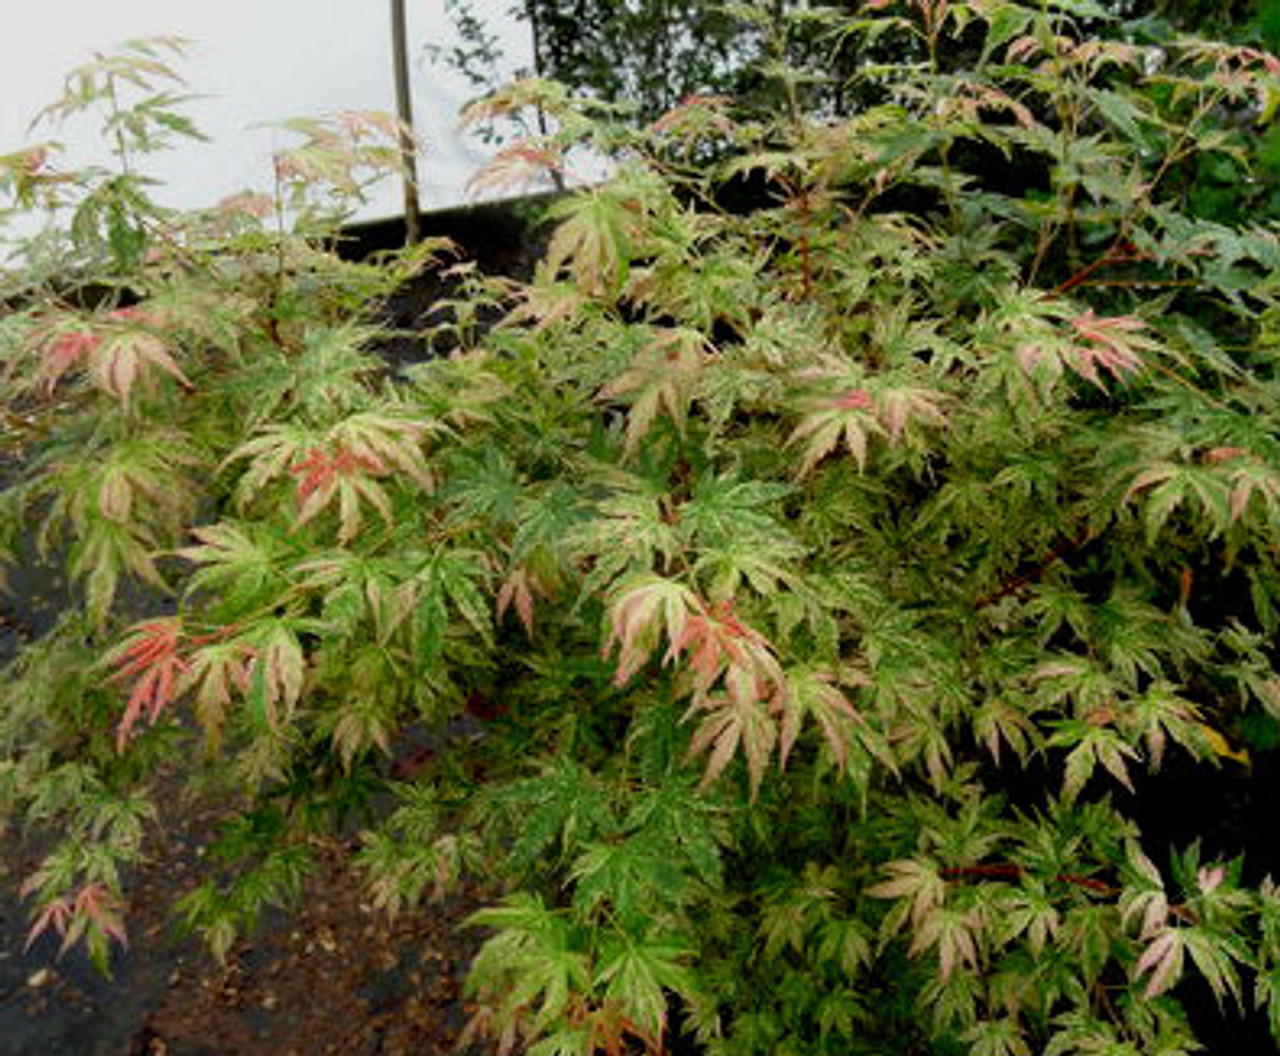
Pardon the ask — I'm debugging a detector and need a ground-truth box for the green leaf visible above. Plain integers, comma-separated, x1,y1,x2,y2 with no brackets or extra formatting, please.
595,933,697,1038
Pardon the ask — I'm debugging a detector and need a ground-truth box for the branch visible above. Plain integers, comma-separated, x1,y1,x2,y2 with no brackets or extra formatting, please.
974,532,1089,609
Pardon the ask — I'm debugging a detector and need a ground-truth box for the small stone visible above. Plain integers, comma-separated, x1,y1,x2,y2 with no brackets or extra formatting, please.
261,992,279,1011
26,967,54,989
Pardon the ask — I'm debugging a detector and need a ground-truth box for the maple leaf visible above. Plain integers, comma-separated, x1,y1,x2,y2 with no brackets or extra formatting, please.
778,667,876,773
788,376,946,475
90,307,194,401
25,882,128,960
24,896,72,952
228,412,437,539
1136,927,1185,999
290,444,392,543
180,637,254,744
1064,309,1156,388
502,281,589,333
684,666,782,798
665,599,781,693
868,858,948,932
1223,457,1280,524
1120,842,1170,941
106,617,189,752
71,883,129,949
599,327,708,456
788,389,882,475
242,619,306,730
34,321,98,393
876,385,947,441
912,905,981,982
467,140,565,198
595,934,697,1041
496,565,540,638
603,575,701,685
328,411,438,492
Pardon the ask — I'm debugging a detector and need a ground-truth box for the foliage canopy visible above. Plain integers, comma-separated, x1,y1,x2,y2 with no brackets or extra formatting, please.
1,6,1279,1055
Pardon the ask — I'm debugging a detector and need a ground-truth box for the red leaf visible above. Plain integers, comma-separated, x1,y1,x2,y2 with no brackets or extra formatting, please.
109,618,189,752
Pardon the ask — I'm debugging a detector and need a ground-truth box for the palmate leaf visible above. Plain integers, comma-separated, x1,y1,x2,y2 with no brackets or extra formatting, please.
29,306,193,401
788,373,946,476
868,858,947,934
180,637,253,744
1223,455,1280,527
758,863,841,961
575,482,683,590
788,388,881,475
225,325,384,428
778,666,887,775
75,431,201,529
24,881,129,975
692,537,802,602
226,411,439,541
289,444,393,543
70,518,166,628
293,550,402,640
466,893,592,1030
972,695,1039,766
570,836,689,921
622,776,726,889
676,472,791,549
1135,926,1191,1001
603,574,701,685
240,618,308,732
1119,842,1169,942
1123,461,1233,543
594,933,698,1040
680,473,802,599
1121,682,1211,769
104,617,187,751
912,904,982,982
496,761,618,876
88,310,193,401
998,881,1061,957
1050,721,1141,802
667,600,784,694
403,545,493,665
599,327,708,456
326,691,396,772
964,1017,1032,1056
541,178,646,297
684,676,780,798
177,521,295,613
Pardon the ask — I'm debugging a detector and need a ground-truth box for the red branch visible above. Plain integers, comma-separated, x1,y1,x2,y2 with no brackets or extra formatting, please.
940,863,1198,922
941,863,1116,896
974,532,1089,609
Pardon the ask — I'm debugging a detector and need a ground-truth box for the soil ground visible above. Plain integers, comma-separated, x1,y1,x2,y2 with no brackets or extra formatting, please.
1,777,499,1056
2,803,497,1056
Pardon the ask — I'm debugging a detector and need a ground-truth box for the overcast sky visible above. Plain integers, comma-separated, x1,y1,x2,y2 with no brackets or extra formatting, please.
0,1,530,223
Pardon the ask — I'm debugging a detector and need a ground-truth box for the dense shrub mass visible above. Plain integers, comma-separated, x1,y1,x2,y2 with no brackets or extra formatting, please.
1,6,1278,1054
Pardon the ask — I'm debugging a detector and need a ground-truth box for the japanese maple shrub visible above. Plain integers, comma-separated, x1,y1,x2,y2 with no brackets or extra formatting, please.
0,6,1279,1056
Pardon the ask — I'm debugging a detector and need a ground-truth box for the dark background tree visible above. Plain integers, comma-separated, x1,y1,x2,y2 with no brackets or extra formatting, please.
444,0,1278,231
444,0,1277,119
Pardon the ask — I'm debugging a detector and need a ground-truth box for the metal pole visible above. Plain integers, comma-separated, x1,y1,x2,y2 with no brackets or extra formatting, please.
390,0,422,243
